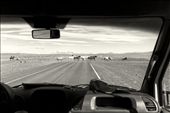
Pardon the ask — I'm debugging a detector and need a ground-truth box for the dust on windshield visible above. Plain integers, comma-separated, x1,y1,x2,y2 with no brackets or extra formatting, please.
0,18,162,90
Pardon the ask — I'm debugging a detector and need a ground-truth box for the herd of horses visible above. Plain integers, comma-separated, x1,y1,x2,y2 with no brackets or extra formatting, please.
56,55,128,61
9,56,26,63
72,55,98,60
72,55,98,61
9,55,128,62
56,55,97,61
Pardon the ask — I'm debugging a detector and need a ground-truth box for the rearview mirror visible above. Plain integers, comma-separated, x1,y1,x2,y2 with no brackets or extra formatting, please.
32,29,60,39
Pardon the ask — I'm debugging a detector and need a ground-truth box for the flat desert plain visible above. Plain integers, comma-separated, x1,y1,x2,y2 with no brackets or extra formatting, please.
1,53,169,91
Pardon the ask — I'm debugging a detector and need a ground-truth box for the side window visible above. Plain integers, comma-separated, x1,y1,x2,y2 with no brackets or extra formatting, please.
162,61,170,110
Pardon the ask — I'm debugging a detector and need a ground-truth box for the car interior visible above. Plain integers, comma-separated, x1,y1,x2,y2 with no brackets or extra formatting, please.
1,1,170,113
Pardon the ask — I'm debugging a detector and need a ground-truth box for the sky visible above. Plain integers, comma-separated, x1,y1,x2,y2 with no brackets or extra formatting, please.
1,18,161,54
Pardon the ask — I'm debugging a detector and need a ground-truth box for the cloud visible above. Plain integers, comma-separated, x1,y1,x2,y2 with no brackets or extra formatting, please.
1,20,159,54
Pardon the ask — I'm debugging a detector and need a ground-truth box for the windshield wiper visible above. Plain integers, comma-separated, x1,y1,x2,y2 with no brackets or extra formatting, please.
13,82,89,90
13,83,70,89
89,79,136,95
13,80,136,93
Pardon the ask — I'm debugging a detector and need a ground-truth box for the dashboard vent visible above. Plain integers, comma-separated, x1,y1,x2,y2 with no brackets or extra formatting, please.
142,97,157,112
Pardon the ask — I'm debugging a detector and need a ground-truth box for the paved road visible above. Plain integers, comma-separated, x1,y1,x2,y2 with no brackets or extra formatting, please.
1,60,147,89
2,61,100,86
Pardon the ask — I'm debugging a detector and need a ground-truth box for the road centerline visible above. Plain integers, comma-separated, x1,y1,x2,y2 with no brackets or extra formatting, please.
90,63,101,80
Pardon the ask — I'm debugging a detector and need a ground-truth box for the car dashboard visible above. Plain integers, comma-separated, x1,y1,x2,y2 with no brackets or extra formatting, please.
0,82,160,113
71,92,159,113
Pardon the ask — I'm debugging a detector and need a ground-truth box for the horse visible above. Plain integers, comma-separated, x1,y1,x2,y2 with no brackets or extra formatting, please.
74,56,81,61
122,57,128,60
104,57,112,61
56,57,63,61
9,56,15,61
9,56,25,63
88,56,97,60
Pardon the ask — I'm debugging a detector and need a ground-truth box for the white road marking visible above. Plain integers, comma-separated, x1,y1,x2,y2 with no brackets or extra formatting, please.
90,63,101,80
5,64,58,84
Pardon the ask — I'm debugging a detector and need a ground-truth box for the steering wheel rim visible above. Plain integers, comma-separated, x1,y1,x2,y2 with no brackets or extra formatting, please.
0,83,15,113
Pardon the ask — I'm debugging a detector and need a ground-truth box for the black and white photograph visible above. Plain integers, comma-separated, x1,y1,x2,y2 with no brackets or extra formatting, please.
1,1,170,113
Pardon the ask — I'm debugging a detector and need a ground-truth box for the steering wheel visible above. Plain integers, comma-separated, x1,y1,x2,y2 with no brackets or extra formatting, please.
0,83,15,113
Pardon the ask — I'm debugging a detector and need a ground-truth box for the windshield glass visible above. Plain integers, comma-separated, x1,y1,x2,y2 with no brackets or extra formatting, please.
0,18,162,90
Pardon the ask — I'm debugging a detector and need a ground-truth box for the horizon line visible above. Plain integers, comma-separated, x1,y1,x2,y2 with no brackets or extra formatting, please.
1,51,152,55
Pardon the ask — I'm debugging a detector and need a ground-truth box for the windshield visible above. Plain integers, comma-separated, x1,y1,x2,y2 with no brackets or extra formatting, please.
0,18,162,90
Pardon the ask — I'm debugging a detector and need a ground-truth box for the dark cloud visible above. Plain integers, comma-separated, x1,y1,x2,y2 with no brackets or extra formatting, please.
69,18,162,33
1,17,161,54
